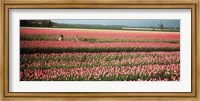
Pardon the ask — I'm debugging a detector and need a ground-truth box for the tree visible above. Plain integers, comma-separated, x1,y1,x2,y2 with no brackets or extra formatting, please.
20,20,53,27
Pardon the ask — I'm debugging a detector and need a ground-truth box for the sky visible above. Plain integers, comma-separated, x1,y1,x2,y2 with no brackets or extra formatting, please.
51,19,180,28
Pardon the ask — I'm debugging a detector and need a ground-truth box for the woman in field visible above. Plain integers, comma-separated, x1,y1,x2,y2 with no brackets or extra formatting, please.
58,34,64,41
75,35,79,42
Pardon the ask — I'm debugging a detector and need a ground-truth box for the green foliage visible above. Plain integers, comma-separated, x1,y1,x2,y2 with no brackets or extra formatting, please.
21,47,180,54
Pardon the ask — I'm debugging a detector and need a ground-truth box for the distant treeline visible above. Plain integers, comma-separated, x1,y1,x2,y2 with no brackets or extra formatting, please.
20,20,53,27
53,22,180,32
20,20,180,32
53,23,123,30
53,24,180,32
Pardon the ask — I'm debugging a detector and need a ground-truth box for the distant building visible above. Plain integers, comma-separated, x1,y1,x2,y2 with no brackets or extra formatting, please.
122,27,154,30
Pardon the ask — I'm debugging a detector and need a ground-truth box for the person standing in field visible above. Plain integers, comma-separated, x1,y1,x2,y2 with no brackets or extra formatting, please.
59,34,64,41
75,35,79,42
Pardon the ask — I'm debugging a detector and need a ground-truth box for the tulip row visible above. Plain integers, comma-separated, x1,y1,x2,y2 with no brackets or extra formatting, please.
20,28,180,42
21,41,180,48
20,34,179,43
20,41,180,53
20,52,180,81
20,64,180,81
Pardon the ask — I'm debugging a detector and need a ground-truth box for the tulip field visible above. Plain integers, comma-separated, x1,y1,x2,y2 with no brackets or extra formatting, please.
20,27,180,81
